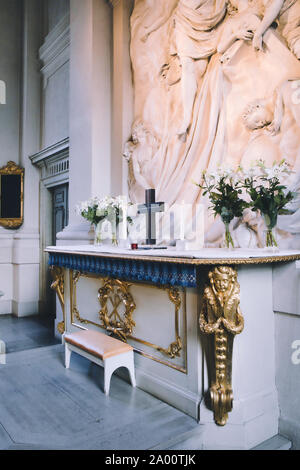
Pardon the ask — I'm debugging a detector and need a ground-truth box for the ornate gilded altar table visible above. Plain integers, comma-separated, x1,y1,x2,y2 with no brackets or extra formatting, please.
46,245,300,449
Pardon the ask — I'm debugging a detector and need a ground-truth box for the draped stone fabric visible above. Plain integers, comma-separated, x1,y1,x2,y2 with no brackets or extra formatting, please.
279,0,297,15
278,0,300,58
128,0,300,247
171,0,227,58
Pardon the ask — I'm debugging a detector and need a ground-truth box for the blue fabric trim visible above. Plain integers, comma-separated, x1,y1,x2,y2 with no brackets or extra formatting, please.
48,252,197,288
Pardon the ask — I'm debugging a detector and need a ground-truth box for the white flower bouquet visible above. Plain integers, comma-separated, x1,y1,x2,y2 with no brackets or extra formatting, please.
195,166,249,248
76,196,137,245
243,160,296,247
194,160,297,249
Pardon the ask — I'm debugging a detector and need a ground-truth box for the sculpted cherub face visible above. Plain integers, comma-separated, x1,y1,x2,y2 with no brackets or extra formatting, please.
243,100,273,130
213,273,230,293
209,267,236,293
132,123,147,145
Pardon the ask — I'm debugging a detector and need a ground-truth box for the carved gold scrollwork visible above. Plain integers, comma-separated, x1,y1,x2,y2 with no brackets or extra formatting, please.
199,266,244,426
98,278,137,341
71,271,86,328
156,287,182,359
50,266,65,334
69,272,186,369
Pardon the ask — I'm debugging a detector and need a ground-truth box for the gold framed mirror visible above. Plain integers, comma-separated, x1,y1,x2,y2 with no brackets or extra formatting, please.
0,161,24,229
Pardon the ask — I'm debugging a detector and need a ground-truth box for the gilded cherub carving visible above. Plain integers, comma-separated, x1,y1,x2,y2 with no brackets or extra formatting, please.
199,266,244,425
199,266,244,334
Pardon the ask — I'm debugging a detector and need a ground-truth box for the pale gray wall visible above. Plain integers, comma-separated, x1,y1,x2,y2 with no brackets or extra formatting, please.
42,0,70,148
0,0,22,165
43,62,69,148
275,313,300,449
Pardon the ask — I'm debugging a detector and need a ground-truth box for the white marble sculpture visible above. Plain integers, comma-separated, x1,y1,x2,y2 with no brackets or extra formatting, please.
140,0,226,141
123,120,159,203
253,0,300,58
126,0,300,247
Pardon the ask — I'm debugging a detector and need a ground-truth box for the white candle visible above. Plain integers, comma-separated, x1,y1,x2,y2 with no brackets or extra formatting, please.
180,201,185,241
119,196,128,241
195,203,204,248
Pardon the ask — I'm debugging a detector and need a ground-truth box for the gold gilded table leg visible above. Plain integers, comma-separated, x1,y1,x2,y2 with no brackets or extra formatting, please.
199,266,244,426
50,266,65,334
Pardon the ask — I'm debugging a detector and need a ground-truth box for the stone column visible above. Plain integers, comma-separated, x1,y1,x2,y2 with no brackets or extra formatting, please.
13,0,43,317
0,0,21,314
0,0,42,316
111,0,134,195
58,0,113,244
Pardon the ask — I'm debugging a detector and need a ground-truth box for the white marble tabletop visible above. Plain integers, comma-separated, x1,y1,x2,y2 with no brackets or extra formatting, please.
45,244,300,264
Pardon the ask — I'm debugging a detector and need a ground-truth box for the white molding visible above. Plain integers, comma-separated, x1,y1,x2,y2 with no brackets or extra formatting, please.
29,138,69,165
0,300,12,315
12,300,40,317
199,389,279,449
39,14,70,88
273,262,300,316
279,416,300,449
30,138,69,188
42,172,69,189
118,366,200,420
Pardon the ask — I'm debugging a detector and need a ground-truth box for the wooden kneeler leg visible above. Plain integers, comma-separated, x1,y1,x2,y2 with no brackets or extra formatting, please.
104,362,113,395
65,344,71,369
103,351,136,395
128,351,136,388
64,331,136,395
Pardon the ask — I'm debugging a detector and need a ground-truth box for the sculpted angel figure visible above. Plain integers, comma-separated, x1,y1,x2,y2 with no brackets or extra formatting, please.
123,120,159,203
241,81,300,169
237,83,300,245
267,79,300,135
129,1,300,248
241,99,280,167
141,0,227,141
217,0,263,61
253,0,300,59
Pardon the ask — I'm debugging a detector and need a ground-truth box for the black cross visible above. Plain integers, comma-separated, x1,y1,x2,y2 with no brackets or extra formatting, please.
138,189,165,245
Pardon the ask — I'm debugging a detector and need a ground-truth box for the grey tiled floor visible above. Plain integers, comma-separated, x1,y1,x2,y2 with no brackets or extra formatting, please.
0,315,200,450
0,314,60,353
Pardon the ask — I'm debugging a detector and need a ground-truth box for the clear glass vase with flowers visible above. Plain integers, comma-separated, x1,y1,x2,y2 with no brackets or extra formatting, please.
76,196,135,246
195,167,249,248
243,160,296,248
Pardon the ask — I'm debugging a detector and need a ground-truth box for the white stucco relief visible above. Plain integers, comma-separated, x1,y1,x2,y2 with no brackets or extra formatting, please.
125,0,300,247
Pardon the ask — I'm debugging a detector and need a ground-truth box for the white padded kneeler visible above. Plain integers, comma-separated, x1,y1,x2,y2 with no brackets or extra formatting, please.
64,329,136,395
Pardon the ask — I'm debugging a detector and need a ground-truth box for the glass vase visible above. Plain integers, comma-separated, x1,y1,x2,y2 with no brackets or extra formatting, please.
95,220,119,247
112,231,118,246
262,214,278,250
94,222,102,245
223,222,234,249
264,227,278,249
